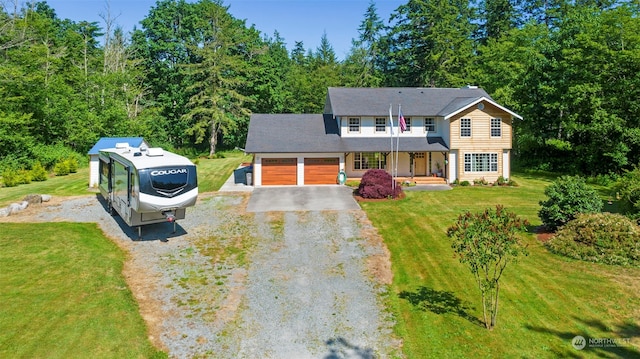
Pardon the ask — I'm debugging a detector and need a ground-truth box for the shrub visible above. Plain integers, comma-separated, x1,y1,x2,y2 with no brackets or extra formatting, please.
357,169,403,199
30,143,83,170
545,213,640,267
613,167,640,220
473,177,488,186
460,180,471,186
30,162,48,181
66,158,78,173
2,168,20,187
17,169,32,184
538,175,602,230
54,160,70,176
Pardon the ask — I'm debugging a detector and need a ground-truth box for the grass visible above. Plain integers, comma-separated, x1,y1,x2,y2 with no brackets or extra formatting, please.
360,174,640,358
194,151,253,193
0,150,253,207
4,155,637,357
0,151,251,357
0,169,90,207
0,222,165,359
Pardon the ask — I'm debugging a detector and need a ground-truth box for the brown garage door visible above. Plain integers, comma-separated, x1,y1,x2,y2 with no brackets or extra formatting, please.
262,158,297,185
304,158,339,185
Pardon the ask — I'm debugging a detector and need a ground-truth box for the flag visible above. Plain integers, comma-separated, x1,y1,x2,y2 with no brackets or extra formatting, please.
399,107,407,133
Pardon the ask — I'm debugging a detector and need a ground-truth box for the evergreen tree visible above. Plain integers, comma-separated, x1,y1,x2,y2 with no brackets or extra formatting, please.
343,1,384,87
179,0,253,156
385,0,476,87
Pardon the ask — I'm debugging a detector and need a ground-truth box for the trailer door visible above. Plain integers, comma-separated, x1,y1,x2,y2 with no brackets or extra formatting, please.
113,161,132,223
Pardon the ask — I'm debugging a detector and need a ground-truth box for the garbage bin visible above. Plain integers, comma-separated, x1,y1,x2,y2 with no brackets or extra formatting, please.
245,172,253,185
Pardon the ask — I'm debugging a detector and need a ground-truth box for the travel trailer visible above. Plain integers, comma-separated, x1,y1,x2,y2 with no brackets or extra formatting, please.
98,144,198,238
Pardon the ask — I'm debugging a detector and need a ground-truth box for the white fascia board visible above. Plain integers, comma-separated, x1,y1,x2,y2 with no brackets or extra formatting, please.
443,97,523,120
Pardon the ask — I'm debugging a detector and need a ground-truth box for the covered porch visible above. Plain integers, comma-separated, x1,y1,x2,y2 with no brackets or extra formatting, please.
343,150,449,183
340,136,450,183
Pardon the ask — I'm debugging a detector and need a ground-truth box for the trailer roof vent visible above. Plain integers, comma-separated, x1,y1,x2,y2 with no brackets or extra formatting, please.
115,142,129,149
147,147,164,157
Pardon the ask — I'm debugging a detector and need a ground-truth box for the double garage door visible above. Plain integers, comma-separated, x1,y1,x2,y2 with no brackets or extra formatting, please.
261,157,339,185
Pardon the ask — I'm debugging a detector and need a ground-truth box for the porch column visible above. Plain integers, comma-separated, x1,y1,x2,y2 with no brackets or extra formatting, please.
409,152,415,178
441,152,448,181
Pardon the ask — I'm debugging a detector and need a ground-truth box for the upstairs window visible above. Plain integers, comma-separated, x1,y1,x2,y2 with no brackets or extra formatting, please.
424,118,435,132
348,118,360,133
375,118,386,132
460,118,471,137
491,118,502,137
404,118,412,132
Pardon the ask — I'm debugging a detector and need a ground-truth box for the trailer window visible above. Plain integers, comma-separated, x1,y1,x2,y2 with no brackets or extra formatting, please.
99,159,109,185
150,169,188,191
138,166,197,197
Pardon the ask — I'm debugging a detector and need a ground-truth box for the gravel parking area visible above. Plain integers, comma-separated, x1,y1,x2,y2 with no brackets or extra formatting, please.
2,193,399,358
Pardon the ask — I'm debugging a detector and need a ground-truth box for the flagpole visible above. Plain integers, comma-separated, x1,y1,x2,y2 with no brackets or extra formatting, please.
389,103,395,192
395,104,401,185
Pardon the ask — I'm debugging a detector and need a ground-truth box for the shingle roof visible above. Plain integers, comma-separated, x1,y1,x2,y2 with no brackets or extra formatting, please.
326,87,493,117
87,137,147,155
244,114,448,153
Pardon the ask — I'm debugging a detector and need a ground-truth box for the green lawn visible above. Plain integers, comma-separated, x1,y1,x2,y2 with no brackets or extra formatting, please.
3,157,638,358
194,151,253,193
0,223,165,359
0,151,252,357
0,168,91,207
361,175,640,358
0,151,252,207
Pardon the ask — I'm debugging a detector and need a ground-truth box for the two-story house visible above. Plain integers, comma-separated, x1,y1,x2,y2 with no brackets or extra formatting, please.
244,87,521,186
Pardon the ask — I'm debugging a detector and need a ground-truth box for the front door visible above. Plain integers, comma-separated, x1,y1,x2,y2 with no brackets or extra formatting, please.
415,152,427,175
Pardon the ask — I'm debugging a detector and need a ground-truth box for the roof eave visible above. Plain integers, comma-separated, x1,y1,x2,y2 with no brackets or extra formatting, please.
442,97,523,120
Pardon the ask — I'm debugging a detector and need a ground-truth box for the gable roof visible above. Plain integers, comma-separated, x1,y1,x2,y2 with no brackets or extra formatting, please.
438,96,523,120
87,137,147,155
325,87,521,119
244,114,448,153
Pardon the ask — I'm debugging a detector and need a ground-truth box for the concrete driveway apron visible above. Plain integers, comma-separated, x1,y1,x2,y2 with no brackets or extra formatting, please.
246,186,360,212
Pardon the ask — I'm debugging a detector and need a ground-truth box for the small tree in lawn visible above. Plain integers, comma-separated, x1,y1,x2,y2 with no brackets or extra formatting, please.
447,205,529,330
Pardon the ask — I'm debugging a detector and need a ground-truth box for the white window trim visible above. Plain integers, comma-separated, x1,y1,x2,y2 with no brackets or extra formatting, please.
375,118,386,133
425,118,436,132
348,117,360,133
491,118,502,138
460,118,471,138
353,152,387,171
464,153,498,172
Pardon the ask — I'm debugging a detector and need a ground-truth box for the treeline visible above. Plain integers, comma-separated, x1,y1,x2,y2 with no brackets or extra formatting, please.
1,0,639,176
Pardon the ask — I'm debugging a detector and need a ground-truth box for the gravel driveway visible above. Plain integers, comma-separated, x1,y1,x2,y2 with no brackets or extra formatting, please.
3,193,399,358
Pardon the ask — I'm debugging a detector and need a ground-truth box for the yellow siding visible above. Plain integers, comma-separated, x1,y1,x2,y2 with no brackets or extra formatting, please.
449,101,513,183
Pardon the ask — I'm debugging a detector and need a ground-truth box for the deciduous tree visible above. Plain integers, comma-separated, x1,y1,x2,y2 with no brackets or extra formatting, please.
447,205,529,330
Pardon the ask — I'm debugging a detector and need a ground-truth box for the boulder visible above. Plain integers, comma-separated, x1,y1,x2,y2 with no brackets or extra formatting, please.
23,194,42,204
7,201,29,215
41,194,52,202
0,207,8,217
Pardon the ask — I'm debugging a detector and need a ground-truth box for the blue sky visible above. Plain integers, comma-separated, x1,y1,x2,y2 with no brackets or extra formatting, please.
41,0,405,59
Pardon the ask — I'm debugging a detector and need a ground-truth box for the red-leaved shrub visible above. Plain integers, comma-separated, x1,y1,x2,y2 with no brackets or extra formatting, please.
357,169,403,199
